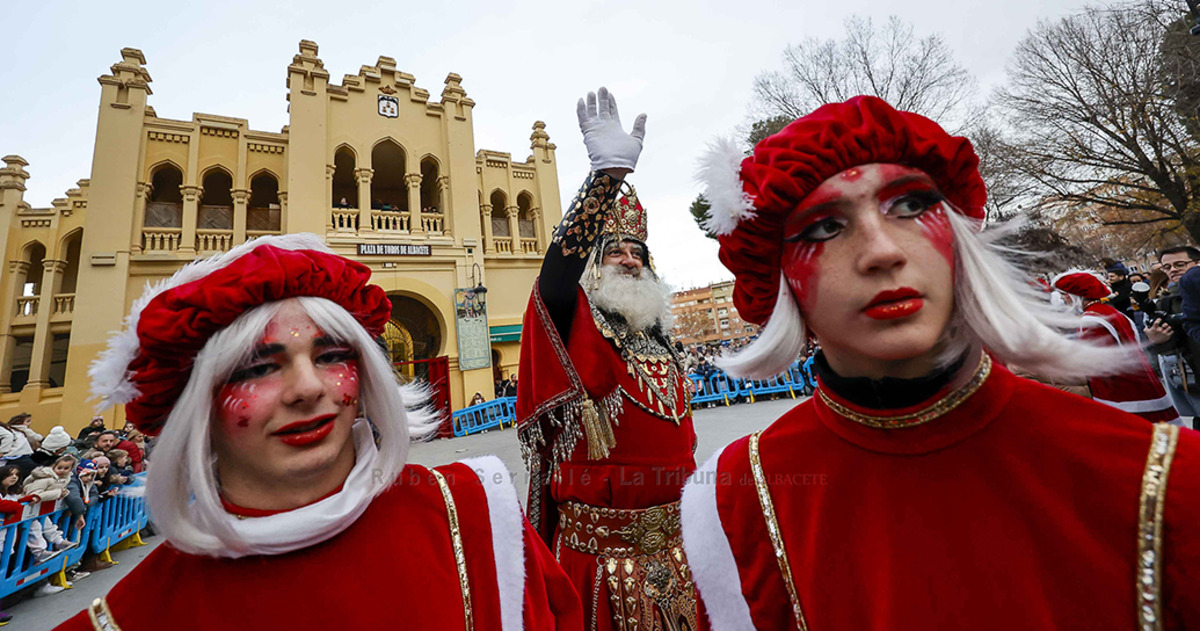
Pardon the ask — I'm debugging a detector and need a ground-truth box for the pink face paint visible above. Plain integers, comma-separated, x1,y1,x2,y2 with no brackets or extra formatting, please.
217,379,281,436
916,208,954,267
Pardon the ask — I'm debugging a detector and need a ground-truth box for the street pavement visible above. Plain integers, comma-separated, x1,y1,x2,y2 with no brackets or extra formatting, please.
17,396,803,630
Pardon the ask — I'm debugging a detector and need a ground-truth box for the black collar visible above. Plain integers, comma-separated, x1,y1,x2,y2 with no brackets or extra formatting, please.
814,351,968,409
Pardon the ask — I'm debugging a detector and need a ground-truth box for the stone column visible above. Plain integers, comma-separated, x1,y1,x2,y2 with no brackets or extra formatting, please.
27,259,65,389
406,173,423,234
278,191,289,233
0,260,31,393
481,204,494,254
436,175,451,234
355,168,373,233
530,206,544,253
232,189,250,244
506,205,521,254
131,182,150,254
325,164,335,231
180,185,203,255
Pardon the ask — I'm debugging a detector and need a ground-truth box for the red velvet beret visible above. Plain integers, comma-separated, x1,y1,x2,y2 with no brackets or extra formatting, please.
1052,271,1112,300
124,245,390,435
714,96,987,326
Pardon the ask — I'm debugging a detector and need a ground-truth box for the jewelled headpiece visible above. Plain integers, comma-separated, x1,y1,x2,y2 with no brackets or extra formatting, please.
604,186,648,243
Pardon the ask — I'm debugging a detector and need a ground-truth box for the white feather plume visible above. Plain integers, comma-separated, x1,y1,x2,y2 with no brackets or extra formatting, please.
88,233,332,412
696,136,756,236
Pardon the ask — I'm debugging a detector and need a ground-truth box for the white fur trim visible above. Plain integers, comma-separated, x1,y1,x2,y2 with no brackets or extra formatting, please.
88,233,331,411
461,455,525,631
681,444,756,631
696,136,756,236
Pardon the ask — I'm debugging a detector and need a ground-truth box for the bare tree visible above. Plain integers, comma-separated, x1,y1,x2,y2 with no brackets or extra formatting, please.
752,16,977,129
998,3,1200,242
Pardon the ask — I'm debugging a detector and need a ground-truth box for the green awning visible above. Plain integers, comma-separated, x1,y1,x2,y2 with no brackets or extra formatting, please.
489,324,522,343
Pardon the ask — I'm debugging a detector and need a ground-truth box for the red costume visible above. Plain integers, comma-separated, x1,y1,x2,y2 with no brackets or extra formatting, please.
518,172,700,629
683,359,1200,630
1052,270,1178,424
1082,302,1179,423
683,97,1200,630
64,235,582,630
58,457,581,630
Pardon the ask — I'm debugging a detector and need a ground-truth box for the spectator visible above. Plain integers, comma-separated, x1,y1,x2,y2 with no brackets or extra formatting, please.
94,429,144,473
494,377,508,398
1149,268,1171,300
505,376,518,397
31,425,72,469
3,413,42,475
23,455,79,573
1105,262,1133,316
67,460,112,573
469,392,486,406
76,416,106,442
1145,246,1200,426
105,449,134,486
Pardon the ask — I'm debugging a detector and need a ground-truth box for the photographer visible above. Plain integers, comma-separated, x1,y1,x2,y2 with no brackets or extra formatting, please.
1144,246,1200,426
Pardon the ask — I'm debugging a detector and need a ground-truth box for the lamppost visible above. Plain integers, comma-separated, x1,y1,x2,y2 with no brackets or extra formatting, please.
468,262,488,296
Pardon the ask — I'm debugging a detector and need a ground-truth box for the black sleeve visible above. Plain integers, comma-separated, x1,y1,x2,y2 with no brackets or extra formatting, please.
537,171,623,341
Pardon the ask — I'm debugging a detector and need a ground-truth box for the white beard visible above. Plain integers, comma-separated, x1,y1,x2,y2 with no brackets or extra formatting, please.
588,265,674,333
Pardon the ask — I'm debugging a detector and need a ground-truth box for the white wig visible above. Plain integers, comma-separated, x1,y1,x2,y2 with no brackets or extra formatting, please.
719,211,1142,381
92,233,437,556
146,296,437,556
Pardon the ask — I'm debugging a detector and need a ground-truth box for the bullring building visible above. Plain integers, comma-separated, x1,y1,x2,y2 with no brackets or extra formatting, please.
0,41,563,434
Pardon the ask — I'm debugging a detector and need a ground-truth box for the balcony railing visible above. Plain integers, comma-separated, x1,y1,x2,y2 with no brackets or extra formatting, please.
246,230,283,241
332,210,359,232
492,239,513,254
421,214,445,234
52,294,74,316
15,297,38,319
142,227,182,253
520,238,539,254
196,230,233,253
371,210,409,233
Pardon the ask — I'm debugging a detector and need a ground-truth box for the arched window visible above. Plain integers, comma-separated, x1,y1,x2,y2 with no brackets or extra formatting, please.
489,190,509,237
199,169,234,230
59,231,82,295
371,141,407,212
517,192,535,238
146,164,183,227
332,147,357,208
420,158,439,213
248,173,281,232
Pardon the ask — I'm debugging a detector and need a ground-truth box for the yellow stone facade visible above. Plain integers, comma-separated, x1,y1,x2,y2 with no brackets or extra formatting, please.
0,42,562,435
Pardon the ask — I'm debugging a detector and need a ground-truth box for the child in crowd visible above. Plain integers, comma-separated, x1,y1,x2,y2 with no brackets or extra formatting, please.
30,426,72,468
67,460,112,574
91,456,118,500
105,449,133,486
22,455,79,564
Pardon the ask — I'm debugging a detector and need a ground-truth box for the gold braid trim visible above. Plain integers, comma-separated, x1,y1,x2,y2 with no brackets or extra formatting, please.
86,597,123,631
431,469,475,631
1136,423,1179,631
817,353,991,429
749,432,809,631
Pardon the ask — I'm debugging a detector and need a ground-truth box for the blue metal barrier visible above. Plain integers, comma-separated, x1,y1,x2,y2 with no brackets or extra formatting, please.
0,479,149,599
451,396,517,437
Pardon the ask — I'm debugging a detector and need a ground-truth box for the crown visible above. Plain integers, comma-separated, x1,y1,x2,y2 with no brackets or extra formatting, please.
604,191,647,242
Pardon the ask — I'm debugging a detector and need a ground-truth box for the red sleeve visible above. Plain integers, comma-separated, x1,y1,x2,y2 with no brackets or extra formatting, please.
0,499,22,515
520,519,584,630
1164,428,1200,629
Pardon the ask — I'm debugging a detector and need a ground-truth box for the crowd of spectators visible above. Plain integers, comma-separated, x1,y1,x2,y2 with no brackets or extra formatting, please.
0,414,151,622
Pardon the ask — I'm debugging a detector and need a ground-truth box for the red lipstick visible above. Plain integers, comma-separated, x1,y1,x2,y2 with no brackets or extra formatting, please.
864,287,924,321
272,414,337,447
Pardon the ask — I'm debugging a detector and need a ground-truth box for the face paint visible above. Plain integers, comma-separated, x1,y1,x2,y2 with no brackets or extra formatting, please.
783,241,825,311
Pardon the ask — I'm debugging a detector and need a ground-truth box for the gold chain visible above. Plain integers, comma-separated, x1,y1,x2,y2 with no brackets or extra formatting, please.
817,354,992,429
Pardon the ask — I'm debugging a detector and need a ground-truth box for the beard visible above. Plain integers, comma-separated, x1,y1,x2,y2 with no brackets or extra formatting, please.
587,265,674,333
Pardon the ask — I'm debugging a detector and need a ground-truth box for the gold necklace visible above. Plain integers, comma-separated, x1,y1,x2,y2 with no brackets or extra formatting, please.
817,354,992,429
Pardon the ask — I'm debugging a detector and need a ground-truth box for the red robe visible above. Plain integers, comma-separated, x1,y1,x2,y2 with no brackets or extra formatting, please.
682,359,1200,630
56,458,582,630
517,285,698,628
1081,302,1179,423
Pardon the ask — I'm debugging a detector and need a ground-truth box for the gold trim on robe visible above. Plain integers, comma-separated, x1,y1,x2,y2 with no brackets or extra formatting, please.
1136,422,1179,631
750,431,810,631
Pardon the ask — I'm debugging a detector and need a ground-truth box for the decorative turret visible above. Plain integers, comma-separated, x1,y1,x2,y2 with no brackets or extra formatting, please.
441,74,475,120
0,155,30,214
287,39,330,97
97,48,152,108
530,121,556,163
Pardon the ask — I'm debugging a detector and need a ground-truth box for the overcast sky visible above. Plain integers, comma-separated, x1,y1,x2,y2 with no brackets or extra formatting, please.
3,0,1092,288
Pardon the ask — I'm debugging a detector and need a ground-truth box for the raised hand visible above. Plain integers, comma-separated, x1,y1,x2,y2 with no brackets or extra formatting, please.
576,87,647,174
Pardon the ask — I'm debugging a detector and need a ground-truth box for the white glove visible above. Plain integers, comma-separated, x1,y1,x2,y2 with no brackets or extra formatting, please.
576,87,647,173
